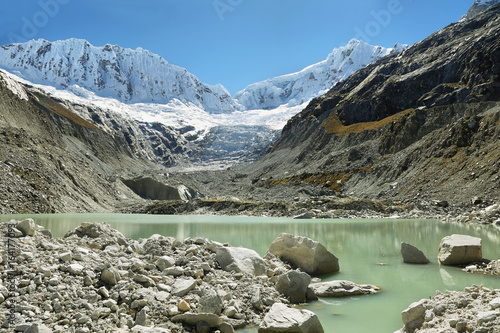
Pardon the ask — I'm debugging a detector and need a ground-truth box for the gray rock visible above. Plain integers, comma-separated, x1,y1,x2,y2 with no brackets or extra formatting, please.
100,266,121,285
401,299,428,333
17,218,37,236
309,280,379,297
216,246,267,276
172,313,222,328
489,297,500,309
438,234,482,265
59,252,72,262
67,263,84,275
293,212,312,219
134,307,148,326
198,292,223,315
155,255,175,271
24,323,53,333
401,242,430,264
258,303,324,333
268,233,339,275
219,322,235,333
275,271,311,303
172,277,197,297
477,311,497,324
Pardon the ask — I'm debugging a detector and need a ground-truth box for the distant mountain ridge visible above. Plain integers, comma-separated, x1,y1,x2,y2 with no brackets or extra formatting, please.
0,38,236,113
0,38,405,114
234,39,407,110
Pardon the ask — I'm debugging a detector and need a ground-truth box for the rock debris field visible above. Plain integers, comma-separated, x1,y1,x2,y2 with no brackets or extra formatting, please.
0,219,499,333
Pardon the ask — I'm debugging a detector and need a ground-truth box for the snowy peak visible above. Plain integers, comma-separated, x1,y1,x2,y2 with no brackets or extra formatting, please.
234,39,407,110
460,0,500,21
0,38,236,113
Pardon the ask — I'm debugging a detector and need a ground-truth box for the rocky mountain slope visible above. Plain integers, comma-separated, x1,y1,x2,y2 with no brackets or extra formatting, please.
0,69,168,213
234,39,406,110
238,4,500,206
461,0,500,21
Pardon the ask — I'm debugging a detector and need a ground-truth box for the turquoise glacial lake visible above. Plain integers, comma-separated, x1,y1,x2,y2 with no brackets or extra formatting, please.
1,214,499,333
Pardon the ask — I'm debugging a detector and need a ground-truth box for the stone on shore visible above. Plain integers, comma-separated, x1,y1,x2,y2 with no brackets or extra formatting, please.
17,218,37,236
216,246,267,276
275,270,311,304
268,233,339,275
438,234,482,265
171,313,222,328
258,303,324,333
309,280,380,297
100,265,121,285
172,277,198,297
401,299,428,333
401,242,430,264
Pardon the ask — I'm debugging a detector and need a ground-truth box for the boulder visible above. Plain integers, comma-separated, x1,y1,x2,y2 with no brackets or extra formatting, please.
198,292,223,315
17,218,37,236
438,234,482,265
216,247,267,276
155,255,175,271
64,222,125,239
172,278,198,297
275,271,311,304
401,242,430,264
401,299,428,333
171,313,222,328
258,303,324,333
293,212,312,219
24,323,53,333
268,233,339,275
100,265,121,286
309,280,379,297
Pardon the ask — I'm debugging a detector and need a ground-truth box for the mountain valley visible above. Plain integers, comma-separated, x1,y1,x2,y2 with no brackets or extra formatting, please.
0,2,499,218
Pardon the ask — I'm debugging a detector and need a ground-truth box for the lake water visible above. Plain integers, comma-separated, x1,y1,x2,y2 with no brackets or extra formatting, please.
2,214,499,333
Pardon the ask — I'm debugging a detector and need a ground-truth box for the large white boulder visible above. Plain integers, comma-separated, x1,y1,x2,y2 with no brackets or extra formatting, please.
438,234,482,265
267,233,339,275
258,303,324,333
216,246,267,276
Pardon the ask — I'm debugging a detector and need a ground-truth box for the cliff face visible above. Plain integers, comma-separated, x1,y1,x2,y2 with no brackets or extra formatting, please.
0,70,156,213
246,5,500,204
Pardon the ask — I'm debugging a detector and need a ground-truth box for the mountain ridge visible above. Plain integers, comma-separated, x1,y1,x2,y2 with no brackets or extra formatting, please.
234,39,406,110
0,38,236,113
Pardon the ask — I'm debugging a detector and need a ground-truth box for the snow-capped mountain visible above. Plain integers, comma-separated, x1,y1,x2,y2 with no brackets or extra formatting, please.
0,38,407,168
0,38,236,113
233,39,407,110
460,0,500,21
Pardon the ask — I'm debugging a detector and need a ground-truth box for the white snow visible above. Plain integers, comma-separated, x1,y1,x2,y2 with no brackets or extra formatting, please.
233,39,407,111
0,69,28,101
0,38,236,113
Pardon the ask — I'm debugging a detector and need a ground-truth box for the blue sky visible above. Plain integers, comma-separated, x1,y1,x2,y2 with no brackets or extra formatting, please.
0,0,472,94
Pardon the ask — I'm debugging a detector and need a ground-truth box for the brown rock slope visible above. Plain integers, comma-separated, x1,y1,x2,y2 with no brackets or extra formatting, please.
244,5,500,205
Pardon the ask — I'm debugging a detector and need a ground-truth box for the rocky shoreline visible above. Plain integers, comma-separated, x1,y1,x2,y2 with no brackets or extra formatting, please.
1,219,498,333
123,196,500,227
0,219,382,333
